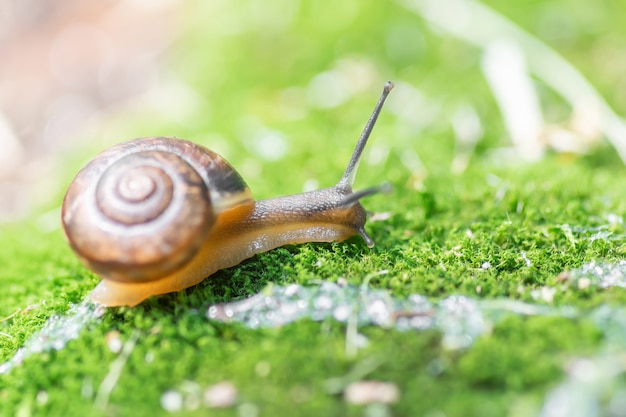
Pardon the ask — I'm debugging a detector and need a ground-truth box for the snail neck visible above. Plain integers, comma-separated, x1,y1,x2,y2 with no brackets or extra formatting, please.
212,187,368,257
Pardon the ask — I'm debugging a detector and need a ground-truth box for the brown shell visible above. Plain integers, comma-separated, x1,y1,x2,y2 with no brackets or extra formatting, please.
61,137,252,283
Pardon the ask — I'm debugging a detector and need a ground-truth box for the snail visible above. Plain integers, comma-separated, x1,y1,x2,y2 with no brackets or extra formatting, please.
62,81,394,307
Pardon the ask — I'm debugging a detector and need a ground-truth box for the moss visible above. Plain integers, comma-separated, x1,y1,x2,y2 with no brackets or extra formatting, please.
3,0,626,416
2,154,623,417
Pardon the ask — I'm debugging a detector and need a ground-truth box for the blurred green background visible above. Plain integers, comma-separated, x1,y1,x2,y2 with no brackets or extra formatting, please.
2,1,626,416
2,0,625,220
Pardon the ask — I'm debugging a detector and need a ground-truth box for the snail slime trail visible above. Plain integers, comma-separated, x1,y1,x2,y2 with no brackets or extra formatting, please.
0,302,105,375
205,261,626,343
62,82,395,307
202,260,626,415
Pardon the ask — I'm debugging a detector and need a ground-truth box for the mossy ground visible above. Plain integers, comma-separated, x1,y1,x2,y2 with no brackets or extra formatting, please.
2,1,626,416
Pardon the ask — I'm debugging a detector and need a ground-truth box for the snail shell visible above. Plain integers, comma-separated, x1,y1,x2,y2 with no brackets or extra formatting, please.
62,137,252,283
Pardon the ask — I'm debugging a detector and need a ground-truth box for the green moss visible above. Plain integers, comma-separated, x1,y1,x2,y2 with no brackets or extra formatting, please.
2,0,626,416
3,155,623,417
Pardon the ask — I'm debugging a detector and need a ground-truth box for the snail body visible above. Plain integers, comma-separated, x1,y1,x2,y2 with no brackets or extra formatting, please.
62,82,394,307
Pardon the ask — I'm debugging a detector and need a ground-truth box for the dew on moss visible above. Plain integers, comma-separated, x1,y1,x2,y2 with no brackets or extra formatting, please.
0,301,104,374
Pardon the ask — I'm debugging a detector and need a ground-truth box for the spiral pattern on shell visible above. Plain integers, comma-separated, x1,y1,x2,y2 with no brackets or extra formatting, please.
62,137,251,283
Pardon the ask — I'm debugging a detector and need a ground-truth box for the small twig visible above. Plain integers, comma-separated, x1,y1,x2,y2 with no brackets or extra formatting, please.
345,312,359,358
95,331,140,410
0,309,21,323
400,0,626,164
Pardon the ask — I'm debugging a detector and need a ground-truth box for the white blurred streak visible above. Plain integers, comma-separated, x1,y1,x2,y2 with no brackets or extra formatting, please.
451,104,483,173
481,40,544,161
399,0,626,164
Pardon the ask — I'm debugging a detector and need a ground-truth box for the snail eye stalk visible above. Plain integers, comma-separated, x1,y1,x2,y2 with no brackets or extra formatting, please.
339,81,394,188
